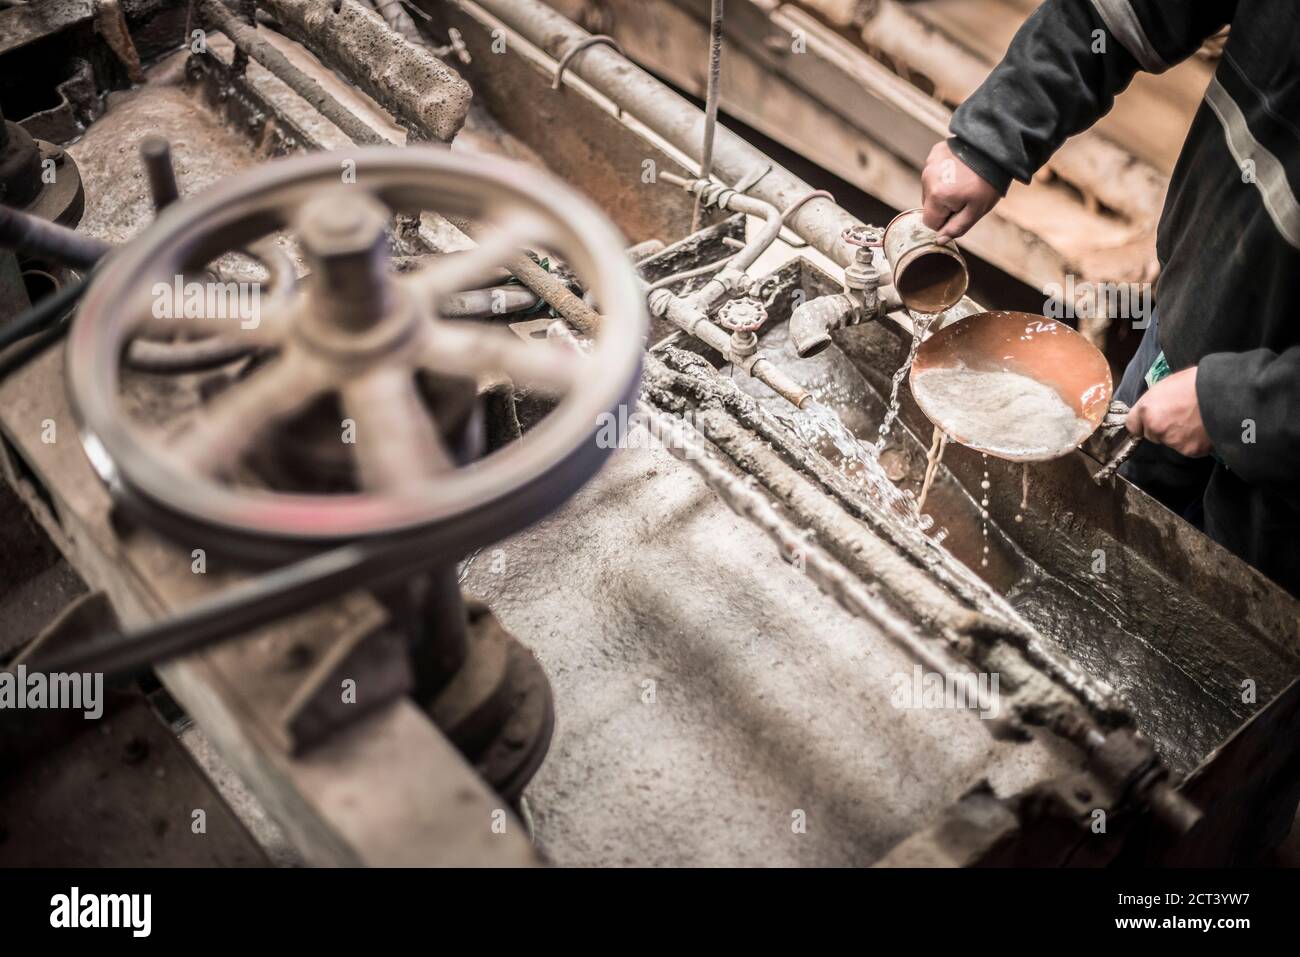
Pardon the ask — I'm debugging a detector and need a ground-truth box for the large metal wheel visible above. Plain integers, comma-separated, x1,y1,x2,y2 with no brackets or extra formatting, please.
67,146,646,559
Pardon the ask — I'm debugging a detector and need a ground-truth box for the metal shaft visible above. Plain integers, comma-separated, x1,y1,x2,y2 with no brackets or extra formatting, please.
415,566,470,694
140,136,180,211
0,204,112,269
692,0,724,233
503,252,601,335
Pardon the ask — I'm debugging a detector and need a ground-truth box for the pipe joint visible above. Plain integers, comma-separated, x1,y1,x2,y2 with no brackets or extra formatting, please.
789,292,861,358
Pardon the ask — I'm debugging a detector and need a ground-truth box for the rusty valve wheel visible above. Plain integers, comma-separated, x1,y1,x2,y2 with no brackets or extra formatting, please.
715,297,767,334
67,147,647,558
840,224,882,249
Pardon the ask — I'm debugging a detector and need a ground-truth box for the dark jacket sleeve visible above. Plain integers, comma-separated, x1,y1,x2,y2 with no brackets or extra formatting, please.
949,0,1234,192
1198,347,1300,506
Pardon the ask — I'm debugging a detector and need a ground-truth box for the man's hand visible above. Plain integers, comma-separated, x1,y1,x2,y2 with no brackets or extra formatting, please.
920,142,1002,240
1124,366,1213,457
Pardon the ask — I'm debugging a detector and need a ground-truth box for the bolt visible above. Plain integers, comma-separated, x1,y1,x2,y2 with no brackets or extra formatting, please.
297,189,393,330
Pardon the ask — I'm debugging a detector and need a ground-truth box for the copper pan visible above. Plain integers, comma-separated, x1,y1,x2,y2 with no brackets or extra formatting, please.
909,310,1113,462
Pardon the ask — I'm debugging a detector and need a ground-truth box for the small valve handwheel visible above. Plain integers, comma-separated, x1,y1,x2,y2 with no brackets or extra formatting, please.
67,147,647,558
716,297,767,334
841,224,883,249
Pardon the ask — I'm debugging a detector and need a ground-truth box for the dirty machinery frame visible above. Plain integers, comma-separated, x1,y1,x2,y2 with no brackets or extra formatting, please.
1,0,1299,868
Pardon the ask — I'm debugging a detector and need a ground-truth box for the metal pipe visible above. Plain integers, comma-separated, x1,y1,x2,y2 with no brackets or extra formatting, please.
502,252,601,336
650,289,809,407
656,173,784,332
722,192,782,275
658,171,782,277
465,0,862,268
639,399,999,724
644,253,735,292
0,205,112,269
440,284,539,318
649,172,808,405
789,292,858,358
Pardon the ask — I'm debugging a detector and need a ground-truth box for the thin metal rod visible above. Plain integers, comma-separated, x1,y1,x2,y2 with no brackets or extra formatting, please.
140,136,180,211
692,0,724,233
502,252,601,335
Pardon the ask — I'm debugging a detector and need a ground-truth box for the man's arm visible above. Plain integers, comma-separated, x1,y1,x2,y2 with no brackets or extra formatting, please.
1197,347,1300,506
924,0,1233,238
1132,348,1300,509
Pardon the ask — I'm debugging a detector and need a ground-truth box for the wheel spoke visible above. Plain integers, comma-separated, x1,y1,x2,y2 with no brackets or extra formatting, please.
420,319,582,395
135,265,289,347
341,368,457,490
403,210,548,304
167,351,334,475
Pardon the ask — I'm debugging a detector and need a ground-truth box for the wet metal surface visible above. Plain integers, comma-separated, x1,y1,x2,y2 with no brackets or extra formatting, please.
821,310,1300,776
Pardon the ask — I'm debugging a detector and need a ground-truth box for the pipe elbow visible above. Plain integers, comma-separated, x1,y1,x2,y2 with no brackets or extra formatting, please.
789,293,857,358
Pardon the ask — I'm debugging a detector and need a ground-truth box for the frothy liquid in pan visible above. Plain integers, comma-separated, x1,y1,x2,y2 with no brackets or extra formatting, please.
911,367,1095,460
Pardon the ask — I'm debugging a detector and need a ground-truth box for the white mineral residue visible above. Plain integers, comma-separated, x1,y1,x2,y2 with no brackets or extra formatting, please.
912,368,1093,459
